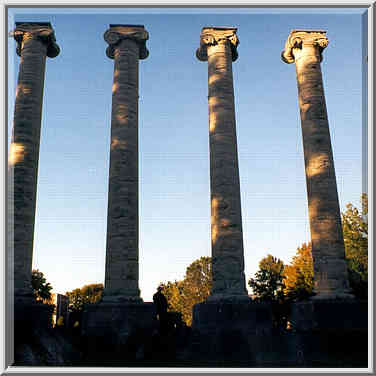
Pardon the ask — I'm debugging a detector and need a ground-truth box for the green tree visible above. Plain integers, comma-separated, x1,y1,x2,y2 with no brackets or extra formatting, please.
283,243,314,301
66,283,103,312
159,256,212,326
183,256,212,303
342,193,368,299
282,195,368,301
31,269,53,303
248,255,285,302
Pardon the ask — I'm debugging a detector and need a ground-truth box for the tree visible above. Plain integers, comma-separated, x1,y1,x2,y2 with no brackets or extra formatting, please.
282,195,368,301
66,283,103,312
248,255,285,302
183,256,212,303
159,280,185,313
283,243,314,301
342,193,368,299
31,269,53,303
159,256,212,326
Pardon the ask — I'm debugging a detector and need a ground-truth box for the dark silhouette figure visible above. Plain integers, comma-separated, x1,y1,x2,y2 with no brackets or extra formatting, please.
153,286,169,335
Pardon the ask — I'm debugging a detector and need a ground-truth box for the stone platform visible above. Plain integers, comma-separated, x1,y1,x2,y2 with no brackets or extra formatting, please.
190,299,368,367
14,298,55,361
14,299,54,333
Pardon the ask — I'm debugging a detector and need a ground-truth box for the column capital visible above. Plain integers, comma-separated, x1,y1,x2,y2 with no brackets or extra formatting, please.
104,24,149,60
281,29,329,64
196,27,239,62
11,22,60,58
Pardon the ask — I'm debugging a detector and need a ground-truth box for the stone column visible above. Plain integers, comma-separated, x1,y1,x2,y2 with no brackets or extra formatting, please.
196,27,248,301
102,25,149,302
9,22,59,303
282,30,353,299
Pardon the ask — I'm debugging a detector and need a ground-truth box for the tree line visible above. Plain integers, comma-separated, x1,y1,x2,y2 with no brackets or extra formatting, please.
32,194,367,327
249,193,368,303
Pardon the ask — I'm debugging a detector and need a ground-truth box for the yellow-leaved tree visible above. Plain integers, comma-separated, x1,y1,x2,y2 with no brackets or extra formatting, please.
283,243,314,301
159,256,212,326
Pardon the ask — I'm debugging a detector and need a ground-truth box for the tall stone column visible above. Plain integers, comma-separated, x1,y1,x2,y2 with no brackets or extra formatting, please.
282,30,353,299
82,25,156,346
102,25,149,302
196,27,248,301
9,22,60,303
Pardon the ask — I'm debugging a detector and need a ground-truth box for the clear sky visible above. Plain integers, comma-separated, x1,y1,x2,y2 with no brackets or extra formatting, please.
7,7,366,302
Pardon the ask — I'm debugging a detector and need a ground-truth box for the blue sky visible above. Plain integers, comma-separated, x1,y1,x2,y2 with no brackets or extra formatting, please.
8,7,366,301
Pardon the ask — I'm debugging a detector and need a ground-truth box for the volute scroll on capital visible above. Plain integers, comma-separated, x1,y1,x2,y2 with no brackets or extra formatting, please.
281,30,329,64
11,23,60,58
196,27,239,62
104,29,149,60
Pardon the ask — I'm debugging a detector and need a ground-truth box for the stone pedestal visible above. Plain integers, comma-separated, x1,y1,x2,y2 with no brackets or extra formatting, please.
81,302,157,364
291,299,368,366
82,302,157,342
192,301,279,365
196,27,248,302
291,299,367,331
282,30,353,299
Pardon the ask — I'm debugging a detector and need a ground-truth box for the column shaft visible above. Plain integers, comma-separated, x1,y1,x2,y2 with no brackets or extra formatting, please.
105,39,140,298
197,27,248,301
282,30,352,299
102,25,149,302
9,23,59,300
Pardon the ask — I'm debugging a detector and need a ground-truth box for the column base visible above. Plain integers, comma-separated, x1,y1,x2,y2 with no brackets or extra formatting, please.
100,295,144,304
311,292,355,300
205,293,250,303
101,287,143,302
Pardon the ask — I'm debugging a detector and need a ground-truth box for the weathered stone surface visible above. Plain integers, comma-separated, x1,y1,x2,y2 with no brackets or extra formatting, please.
291,299,367,331
193,301,272,334
192,301,294,366
14,300,54,331
290,299,368,366
14,325,82,366
82,302,157,348
197,27,248,301
282,30,353,299
9,22,59,300
102,25,149,302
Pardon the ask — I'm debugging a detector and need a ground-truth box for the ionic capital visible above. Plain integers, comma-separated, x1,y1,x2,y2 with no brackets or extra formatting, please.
11,22,60,58
104,24,149,60
196,27,239,62
281,30,328,64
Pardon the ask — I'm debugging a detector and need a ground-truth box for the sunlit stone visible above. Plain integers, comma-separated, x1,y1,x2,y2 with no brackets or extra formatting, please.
102,25,149,302
282,30,353,299
9,22,59,302
196,27,248,302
